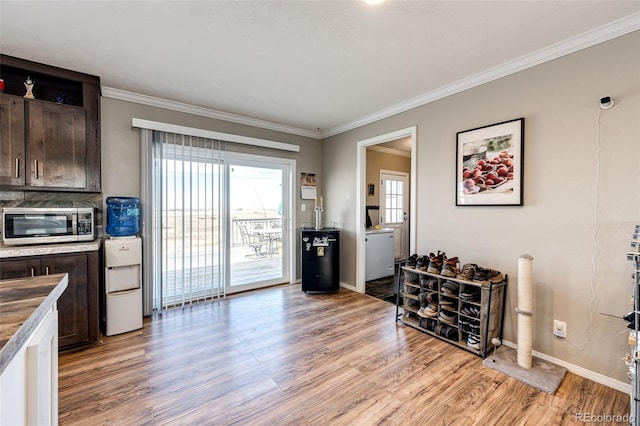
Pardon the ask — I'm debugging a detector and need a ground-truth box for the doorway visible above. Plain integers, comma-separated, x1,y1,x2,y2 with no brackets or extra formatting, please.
380,169,410,261
356,126,417,295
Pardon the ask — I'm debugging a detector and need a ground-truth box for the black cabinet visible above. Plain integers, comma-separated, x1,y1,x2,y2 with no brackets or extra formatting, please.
301,228,340,292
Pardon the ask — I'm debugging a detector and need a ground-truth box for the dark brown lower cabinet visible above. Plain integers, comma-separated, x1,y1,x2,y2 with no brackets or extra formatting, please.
0,250,100,350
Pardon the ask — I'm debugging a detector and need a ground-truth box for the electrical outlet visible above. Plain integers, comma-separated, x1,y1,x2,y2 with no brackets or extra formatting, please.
554,320,567,338
301,203,306,212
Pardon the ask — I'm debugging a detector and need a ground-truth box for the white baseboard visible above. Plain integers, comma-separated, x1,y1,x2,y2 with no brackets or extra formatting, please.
501,340,631,394
340,282,356,292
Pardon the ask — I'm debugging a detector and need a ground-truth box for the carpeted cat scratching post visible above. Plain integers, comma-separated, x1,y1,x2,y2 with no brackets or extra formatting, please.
483,254,567,394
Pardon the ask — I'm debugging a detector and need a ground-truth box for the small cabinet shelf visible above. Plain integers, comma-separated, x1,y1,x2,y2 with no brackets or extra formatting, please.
397,266,507,357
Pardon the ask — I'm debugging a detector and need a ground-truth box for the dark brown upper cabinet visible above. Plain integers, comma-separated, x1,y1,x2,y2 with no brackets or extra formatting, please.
0,54,101,192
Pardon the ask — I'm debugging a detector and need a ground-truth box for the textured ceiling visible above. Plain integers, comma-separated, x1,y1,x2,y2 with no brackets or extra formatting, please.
1,1,639,138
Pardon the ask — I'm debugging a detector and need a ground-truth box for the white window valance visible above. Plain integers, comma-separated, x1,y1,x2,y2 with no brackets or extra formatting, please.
132,118,300,153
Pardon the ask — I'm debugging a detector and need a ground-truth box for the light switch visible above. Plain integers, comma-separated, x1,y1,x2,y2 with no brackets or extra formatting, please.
301,203,306,212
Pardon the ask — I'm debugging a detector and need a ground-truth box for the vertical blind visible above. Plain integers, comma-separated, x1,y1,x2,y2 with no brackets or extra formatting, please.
141,129,225,314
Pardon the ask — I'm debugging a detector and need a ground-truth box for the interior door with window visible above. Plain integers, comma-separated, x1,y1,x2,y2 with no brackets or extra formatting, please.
227,158,290,293
379,170,409,260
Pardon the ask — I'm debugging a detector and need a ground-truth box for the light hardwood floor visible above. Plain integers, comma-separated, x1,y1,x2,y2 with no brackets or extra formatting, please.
58,285,629,425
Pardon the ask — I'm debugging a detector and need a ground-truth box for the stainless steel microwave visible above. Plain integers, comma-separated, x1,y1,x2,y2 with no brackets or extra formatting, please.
1,207,95,246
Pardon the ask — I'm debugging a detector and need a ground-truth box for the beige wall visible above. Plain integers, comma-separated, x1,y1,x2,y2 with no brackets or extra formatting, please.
365,149,411,226
322,31,640,383
101,97,322,279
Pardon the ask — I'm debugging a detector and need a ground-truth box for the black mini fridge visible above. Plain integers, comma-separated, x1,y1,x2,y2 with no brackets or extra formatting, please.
301,228,340,292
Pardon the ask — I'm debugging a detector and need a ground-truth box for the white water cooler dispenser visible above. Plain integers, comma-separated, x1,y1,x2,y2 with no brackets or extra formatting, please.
104,237,143,336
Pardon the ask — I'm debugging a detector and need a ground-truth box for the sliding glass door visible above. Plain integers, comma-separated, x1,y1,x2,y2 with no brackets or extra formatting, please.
144,130,292,312
228,158,290,292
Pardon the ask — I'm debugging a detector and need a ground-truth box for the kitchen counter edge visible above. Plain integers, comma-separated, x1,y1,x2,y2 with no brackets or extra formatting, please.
0,273,69,376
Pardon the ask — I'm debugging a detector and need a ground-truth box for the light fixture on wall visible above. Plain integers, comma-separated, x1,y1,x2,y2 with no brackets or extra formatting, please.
364,0,385,4
599,95,614,110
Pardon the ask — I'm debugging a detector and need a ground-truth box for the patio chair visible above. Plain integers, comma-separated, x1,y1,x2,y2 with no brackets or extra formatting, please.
239,224,267,258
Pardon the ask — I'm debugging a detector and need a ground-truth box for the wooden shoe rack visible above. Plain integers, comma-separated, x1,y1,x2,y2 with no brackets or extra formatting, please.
396,266,507,358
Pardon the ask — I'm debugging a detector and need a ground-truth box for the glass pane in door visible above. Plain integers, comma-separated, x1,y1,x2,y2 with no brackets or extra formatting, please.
229,162,287,291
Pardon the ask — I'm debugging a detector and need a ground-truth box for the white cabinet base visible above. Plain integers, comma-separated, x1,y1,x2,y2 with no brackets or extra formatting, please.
0,307,58,426
27,308,58,425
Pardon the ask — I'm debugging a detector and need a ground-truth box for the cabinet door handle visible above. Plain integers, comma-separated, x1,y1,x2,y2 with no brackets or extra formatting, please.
45,266,49,275
31,267,35,277
34,160,39,179
15,158,19,178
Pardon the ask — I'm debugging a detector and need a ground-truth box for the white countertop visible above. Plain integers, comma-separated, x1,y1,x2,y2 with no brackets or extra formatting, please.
0,239,102,258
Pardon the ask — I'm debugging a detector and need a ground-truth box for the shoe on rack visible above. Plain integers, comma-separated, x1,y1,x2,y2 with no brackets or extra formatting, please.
460,287,481,302
425,278,438,291
457,263,478,281
417,306,429,318
460,305,480,318
424,304,439,317
445,327,458,341
406,254,418,268
441,256,460,278
473,267,503,284
438,310,457,325
467,335,481,350
427,251,445,274
486,269,504,283
441,281,460,296
406,285,420,295
418,292,428,307
439,297,456,306
416,255,429,271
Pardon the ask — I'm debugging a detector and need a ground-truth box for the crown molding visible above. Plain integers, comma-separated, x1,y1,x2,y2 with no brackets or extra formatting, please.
367,145,411,158
321,12,640,138
102,87,322,140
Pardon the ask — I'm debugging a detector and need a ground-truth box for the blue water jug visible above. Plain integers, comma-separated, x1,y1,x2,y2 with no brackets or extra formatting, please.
106,197,140,236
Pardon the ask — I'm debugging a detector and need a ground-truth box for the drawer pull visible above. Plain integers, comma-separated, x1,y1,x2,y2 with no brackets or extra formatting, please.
15,158,19,178
30,267,35,277
45,266,50,275
34,160,39,179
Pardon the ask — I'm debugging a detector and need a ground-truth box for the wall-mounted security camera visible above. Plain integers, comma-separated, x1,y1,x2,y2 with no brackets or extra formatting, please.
600,95,614,110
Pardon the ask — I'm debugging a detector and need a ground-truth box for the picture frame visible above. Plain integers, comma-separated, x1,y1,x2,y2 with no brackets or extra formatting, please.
456,118,524,206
